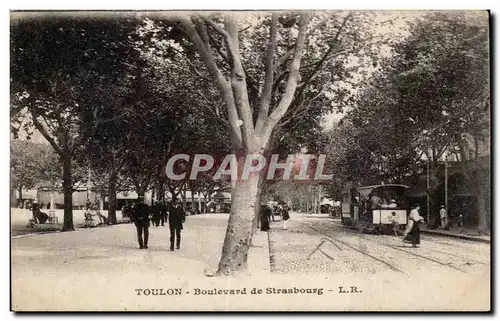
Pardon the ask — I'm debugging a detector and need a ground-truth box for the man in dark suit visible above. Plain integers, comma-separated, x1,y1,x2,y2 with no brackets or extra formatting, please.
151,201,163,227
169,200,186,251
160,201,168,226
133,196,150,249
260,204,271,231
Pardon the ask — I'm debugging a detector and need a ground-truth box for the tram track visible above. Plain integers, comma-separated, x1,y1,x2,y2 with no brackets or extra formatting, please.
375,234,489,266
307,225,406,274
330,220,488,266
420,236,490,256
329,225,470,274
311,222,476,274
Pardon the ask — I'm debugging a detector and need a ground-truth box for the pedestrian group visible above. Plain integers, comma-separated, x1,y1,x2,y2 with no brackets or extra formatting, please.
131,196,186,251
259,203,290,232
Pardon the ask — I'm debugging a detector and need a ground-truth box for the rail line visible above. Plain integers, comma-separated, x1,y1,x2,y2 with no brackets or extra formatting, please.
375,234,489,266
333,226,469,274
332,219,489,256
307,225,405,274
420,236,490,255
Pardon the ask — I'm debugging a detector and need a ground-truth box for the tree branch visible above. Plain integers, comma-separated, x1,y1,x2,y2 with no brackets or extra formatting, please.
278,83,327,129
178,15,243,148
195,18,211,50
31,116,63,155
202,17,229,38
255,13,278,134
261,13,312,141
297,13,351,90
207,28,260,105
273,14,334,73
170,45,209,80
224,14,256,148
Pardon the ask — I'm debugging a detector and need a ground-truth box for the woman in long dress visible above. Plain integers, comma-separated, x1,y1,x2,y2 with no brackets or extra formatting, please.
403,205,425,248
260,205,271,231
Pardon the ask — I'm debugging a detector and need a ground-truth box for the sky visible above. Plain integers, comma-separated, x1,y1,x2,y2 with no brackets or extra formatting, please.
320,10,489,131
319,10,425,130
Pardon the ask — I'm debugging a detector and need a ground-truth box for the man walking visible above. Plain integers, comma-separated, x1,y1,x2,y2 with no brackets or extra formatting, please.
440,205,448,230
160,201,168,226
260,204,271,231
151,201,162,227
133,196,150,249
169,200,186,251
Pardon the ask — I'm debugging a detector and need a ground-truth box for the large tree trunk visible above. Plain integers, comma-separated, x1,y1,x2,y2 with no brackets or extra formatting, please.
107,172,118,224
202,191,209,213
423,161,441,227
137,187,146,199
61,155,74,231
18,185,23,208
99,195,105,211
181,184,187,212
457,137,489,234
475,178,489,233
180,13,310,276
191,189,196,214
50,191,55,210
217,172,260,276
197,192,203,214
158,179,165,202
252,174,265,231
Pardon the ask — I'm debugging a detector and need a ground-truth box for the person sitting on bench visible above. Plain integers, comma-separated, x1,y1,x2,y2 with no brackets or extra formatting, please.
32,204,49,224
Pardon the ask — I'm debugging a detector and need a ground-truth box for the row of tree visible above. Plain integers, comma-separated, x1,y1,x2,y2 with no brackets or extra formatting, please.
322,12,489,233
10,11,489,275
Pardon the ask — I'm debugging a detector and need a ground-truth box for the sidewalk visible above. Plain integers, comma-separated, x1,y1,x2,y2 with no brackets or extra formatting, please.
10,208,132,236
420,225,491,244
11,214,271,311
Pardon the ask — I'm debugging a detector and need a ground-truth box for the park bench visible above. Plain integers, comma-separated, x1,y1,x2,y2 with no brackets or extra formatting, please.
84,210,110,228
26,210,56,228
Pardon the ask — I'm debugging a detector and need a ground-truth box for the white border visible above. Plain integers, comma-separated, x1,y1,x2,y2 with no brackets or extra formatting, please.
2,0,497,319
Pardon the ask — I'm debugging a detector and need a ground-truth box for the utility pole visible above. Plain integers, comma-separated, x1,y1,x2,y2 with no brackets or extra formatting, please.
87,167,91,203
427,160,430,224
318,184,322,214
444,151,448,211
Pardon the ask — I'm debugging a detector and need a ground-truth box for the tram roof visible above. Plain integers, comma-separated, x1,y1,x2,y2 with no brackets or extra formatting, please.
356,184,409,190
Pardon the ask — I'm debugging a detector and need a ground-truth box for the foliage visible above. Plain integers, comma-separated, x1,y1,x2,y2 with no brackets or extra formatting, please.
324,11,488,185
10,140,53,192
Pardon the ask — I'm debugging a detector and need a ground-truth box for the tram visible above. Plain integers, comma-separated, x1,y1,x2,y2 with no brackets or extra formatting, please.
341,184,409,233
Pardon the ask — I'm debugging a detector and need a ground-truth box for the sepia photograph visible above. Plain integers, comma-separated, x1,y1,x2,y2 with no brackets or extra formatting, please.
9,9,491,311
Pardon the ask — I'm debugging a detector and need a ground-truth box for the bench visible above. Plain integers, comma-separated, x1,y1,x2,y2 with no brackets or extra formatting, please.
84,211,109,227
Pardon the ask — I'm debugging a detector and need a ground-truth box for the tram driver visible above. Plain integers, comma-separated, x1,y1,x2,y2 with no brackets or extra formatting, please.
387,199,397,209
370,192,383,209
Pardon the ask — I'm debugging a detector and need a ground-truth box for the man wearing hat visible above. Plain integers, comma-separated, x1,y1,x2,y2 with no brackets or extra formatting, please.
259,203,271,232
133,195,151,249
440,205,448,230
387,199,398,209
169,199,186,251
